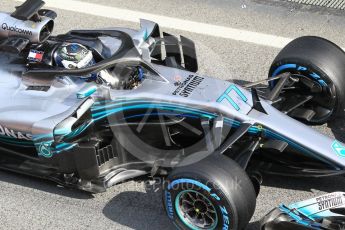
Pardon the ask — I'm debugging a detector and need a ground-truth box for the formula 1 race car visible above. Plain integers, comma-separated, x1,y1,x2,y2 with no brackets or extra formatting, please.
2,0,345,229
261,192,345,230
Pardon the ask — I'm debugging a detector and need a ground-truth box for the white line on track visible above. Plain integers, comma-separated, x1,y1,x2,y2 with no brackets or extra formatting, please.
16,0,293,48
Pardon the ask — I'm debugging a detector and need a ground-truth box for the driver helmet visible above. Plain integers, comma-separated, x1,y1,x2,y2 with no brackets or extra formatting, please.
54,42,97,80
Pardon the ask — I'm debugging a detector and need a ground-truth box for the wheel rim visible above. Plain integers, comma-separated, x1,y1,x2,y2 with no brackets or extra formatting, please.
175,190,218,230
271,64,337,123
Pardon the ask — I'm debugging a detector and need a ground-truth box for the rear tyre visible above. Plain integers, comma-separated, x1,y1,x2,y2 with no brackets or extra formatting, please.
269,36,345,125
163,155,256,230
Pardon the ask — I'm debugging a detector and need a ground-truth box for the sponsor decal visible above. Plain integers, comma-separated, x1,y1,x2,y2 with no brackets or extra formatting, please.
172,75,204,97
316,193,344,211
1,23,33,36
173,75,182,82
173,75,192,94
28,49,44,62
0,124,32,140
332,140,345,157
173,75,183,86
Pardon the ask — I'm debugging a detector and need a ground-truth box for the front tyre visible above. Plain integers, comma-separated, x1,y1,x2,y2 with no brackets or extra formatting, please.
269,36,345,125
163,155,256,230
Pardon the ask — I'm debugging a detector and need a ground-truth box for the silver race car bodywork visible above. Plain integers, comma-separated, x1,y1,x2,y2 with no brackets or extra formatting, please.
0,0,345,195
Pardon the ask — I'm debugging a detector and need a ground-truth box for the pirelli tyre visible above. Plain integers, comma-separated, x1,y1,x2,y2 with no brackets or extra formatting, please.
269,36,345,125
163,155,256,230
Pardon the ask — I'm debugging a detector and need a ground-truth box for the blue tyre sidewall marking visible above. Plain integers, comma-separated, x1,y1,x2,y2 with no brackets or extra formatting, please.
270,63,328,87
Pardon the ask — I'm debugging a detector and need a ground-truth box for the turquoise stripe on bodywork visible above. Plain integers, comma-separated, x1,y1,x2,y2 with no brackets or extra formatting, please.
92,102,216,121
91,100,340,167
0,98,336,166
